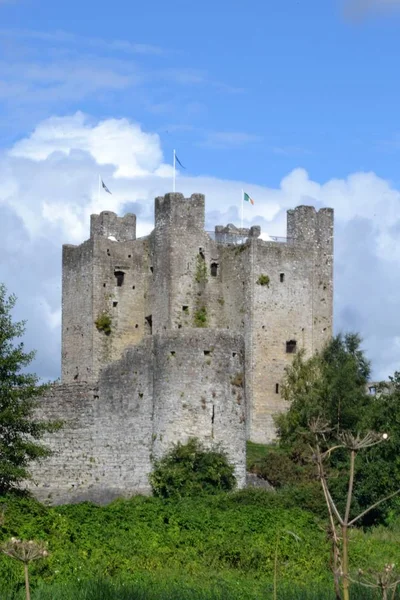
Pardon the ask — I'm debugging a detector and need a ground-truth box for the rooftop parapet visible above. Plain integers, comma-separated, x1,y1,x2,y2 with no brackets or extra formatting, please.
90,211,136,242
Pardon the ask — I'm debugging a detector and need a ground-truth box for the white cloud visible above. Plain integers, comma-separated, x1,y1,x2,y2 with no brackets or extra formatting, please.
10,112,166,178
2,112,400,382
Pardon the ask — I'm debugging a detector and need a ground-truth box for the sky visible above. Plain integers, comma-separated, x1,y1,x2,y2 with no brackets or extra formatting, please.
1,0,400,380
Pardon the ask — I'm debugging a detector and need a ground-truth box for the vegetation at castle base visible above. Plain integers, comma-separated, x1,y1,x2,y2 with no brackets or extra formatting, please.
0,284,61,494
0,492,400,599
249,332,400,526
94,311,112,335
256,274,270,287
1,575,397,600
149,438,236,499
194,306,207,327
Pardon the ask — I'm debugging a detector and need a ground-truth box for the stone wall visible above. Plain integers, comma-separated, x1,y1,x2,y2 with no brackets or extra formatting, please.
31,330,246,503
152,329,246,487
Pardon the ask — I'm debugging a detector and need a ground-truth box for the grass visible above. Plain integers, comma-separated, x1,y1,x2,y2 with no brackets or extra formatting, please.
246,441,270,471
1,492,400,599
0,577,396,600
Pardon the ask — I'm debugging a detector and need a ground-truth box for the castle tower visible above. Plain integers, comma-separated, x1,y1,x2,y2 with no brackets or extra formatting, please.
246,206,334,443
61,210,144,383
153,192,209,333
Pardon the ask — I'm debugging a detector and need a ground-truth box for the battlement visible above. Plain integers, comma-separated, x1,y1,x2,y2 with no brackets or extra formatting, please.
90,210,136,241
155,193,205,230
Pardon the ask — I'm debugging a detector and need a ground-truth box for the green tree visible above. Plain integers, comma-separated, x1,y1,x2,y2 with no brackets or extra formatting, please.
273,333,400,525
276,333,371,448
0,284,59,493
150,438,236,499
352,372,400,524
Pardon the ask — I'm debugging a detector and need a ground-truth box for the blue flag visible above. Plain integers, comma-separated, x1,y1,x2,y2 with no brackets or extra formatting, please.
102,179,112,194
175,153,186,169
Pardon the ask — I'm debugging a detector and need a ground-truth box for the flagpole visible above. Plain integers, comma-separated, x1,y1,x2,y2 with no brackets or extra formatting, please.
241,189,244,230
173,149,176,192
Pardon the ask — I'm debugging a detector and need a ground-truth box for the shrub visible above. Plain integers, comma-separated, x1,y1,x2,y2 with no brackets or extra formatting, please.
95,312,112,335
150,438,236,499
256,274,270,287
254,448,301,488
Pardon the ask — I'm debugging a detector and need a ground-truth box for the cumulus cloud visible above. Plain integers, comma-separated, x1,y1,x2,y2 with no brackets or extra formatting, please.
1,112,399,381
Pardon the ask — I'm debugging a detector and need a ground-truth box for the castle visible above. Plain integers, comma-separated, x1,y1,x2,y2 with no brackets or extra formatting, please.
30,193,334,504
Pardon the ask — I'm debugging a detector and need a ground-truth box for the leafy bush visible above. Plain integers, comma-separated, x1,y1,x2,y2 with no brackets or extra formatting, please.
253,448,301,488
150,438,236,499
95,312,112,335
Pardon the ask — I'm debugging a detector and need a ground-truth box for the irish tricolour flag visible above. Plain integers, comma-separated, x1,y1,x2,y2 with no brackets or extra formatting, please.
243,191,254,205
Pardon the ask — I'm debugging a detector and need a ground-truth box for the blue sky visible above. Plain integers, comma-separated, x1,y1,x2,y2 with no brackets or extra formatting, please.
1,0,400,380
2,0,400,185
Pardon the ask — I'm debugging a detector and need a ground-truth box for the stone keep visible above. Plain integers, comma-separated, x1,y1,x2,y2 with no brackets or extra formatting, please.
30,193,333,504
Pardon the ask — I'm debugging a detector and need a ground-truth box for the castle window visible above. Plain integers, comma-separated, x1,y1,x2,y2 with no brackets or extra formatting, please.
170,351,176,357
232,352,237,357
182,305,189,313
145,315,153,335
204,350,211,356
275,383,279,394
199,247,205,260
150,266,154,273
114,270,125,287
286,340,297,354
113,301,118,308
280,273,285,283
368,386,376,395
210,262,219,277
128,254,131,258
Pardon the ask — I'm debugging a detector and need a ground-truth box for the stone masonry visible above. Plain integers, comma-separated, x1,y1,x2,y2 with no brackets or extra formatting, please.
29,193,333,504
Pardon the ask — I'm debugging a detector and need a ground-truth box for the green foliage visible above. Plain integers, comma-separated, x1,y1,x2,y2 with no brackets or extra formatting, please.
252,448,302,488
276,333,371,447
0,494,400,597
246,441,270,471
149,439,236,499
274,332,400,525
94,312,112,335
195,255,208,284
256,274,270,287
0,576,392,600
193,306,207,328
0,285,60,493
350,371,400,524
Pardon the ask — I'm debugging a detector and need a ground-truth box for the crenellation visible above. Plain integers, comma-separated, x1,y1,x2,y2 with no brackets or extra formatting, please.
90,210,136,241
31,192,333,504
